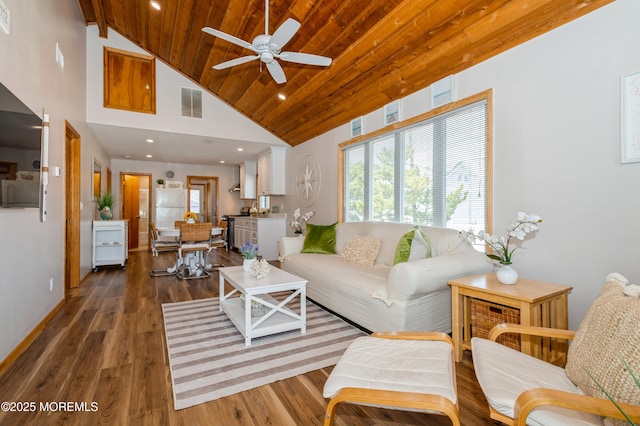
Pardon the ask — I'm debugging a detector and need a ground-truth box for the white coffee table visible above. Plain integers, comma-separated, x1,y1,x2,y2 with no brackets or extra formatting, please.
219,265,307,346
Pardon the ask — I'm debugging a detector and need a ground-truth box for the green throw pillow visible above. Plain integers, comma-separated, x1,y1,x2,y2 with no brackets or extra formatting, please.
393,226,431,264
301,222,338,254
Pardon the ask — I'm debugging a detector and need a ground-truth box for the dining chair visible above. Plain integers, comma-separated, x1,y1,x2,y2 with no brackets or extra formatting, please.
177,222,213,280
210,219,228,252
149,222,180,277
206,219,227,271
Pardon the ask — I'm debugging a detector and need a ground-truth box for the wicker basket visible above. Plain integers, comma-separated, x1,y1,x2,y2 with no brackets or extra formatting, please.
471,298,521,351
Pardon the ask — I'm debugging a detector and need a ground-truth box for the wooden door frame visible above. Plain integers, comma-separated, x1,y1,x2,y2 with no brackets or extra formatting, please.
119,172,152,251
187,175,219,224
64,121,81,291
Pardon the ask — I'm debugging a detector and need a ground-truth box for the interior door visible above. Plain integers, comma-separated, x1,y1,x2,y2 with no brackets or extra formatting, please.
123,174,140,249
187,176,219,224
64,121,81,290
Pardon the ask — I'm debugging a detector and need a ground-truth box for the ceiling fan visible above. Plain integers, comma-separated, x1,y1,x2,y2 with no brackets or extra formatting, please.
202,0,332,85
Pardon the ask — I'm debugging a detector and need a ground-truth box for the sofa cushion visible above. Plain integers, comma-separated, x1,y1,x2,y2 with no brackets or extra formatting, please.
472,337,601,425
394,226,431,264
301,222,338,254
565,275,640,408
342,235,381,266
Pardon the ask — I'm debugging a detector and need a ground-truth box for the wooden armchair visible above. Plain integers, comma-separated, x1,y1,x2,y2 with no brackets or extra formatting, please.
472,274,640,425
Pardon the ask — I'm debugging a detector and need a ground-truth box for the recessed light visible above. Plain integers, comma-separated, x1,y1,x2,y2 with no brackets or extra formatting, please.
220,160,226,164
150,1,161,10
124,155,131,159
278,93,286,100
237,148,244,152
146,139,154,143
146,154,153,158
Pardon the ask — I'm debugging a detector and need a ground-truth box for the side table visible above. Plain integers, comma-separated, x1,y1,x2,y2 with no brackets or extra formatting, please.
448,273,572,364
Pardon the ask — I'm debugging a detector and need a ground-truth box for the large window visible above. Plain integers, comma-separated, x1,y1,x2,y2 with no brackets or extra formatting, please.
341,92,491,233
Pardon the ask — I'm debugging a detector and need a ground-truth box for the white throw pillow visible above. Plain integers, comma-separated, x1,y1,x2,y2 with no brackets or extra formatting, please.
394,226,431,264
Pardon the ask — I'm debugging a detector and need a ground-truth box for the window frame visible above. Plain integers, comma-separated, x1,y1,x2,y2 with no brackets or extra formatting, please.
337,89,493,234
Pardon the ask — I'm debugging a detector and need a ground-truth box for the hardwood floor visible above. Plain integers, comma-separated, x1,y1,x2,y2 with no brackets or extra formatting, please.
0,248,496,425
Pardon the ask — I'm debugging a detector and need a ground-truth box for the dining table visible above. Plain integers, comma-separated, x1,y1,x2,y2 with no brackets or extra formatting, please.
156,226,223,275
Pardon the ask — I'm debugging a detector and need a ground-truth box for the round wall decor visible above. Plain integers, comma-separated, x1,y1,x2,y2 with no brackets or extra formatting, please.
296,154,321,207
164,170,175,179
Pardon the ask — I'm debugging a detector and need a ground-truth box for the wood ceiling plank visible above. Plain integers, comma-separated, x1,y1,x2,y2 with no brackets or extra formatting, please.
157,0,179,61
119,0,139,41
135,0,150,51
167,0,195,66
177,1,219,79
147,0,163,56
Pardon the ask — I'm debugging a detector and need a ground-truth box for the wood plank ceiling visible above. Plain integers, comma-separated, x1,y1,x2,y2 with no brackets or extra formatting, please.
76,0,613,146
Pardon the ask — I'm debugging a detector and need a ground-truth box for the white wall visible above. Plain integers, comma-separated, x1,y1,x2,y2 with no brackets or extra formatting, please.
288,0,640,329
85,26,285,146
0,0,108,361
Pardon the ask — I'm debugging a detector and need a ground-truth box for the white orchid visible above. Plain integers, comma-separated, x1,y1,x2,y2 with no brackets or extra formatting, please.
290,208,314,234
461,212,542,265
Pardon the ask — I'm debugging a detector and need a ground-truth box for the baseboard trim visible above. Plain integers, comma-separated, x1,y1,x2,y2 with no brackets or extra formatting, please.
0,299,65,377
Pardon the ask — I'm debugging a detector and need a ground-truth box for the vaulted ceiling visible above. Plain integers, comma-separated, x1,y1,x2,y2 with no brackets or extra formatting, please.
76,0,613,147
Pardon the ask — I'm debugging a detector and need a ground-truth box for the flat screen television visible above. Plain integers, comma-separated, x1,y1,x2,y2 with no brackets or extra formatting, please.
0,82,43,209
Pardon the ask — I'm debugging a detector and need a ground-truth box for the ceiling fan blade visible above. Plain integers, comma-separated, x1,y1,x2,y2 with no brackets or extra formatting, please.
269,18,301,51
202,27,257,53
277,52,332,67
213,55,260,70
266,60,287,84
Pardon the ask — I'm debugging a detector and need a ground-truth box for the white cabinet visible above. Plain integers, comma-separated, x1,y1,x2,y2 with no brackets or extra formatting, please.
239,160,257,200
234,217,254,250
257,147,286,196
92,220,128,271
234,218,286,261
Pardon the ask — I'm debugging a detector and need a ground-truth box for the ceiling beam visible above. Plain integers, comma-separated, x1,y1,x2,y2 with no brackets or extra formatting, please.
90,0,108,38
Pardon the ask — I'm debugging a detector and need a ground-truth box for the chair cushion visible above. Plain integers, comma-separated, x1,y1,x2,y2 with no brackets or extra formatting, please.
393,226,431,264
323,336,457,405
471,337,602,426
342,235,381,266
565,276,640,407
301,222,338,254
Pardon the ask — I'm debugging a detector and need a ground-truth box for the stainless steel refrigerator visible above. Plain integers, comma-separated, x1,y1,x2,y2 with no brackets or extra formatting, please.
155,188,187,228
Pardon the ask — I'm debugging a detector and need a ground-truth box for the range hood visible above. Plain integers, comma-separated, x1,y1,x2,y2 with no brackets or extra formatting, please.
229,183,240,192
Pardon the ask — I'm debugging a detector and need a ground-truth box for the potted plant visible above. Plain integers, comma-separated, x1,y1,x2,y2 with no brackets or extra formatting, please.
184,211,198,224
97,190,114,220
157,178,165,187
240,241,258,271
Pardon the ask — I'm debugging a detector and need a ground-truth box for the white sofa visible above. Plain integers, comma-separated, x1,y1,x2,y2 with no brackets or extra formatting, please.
279,221,493,332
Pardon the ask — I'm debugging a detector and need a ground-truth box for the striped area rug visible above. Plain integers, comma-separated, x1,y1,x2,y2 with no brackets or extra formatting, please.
162,296,367,410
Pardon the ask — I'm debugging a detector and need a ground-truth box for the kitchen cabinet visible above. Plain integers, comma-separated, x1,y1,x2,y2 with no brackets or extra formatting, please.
234,217,286,261
257,147,286,196
92,220,128,271
239,161,257,200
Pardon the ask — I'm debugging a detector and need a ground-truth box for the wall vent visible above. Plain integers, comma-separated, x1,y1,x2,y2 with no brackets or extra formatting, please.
181,87,202,118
